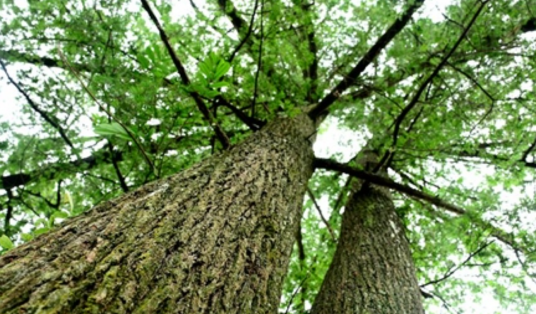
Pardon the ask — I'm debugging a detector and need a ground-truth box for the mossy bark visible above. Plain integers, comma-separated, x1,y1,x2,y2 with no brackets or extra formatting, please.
311,153,424,314
0,115,315,314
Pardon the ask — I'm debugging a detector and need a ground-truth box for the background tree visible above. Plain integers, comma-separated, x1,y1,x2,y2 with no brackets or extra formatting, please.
0,0,535,313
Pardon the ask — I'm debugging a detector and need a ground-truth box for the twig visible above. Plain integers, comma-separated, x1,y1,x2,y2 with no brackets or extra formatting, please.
307,187,337,243
420,240,494,288
0,59,74,149
227,0,259,62
283,273,310,314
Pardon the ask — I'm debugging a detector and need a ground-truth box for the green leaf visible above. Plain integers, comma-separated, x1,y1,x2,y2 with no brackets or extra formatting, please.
50,211,69,225
94,122,133,141
33,227,50,236
198,61,211,77
20,233,34,242
146,46,156,62
214,60,231,80
51,211,69,219
137,53,150,69
210,81,229,89
34,218,49,228
0,235,14,250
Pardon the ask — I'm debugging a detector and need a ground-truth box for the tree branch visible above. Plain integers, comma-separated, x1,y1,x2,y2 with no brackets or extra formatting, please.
307,188,336,242
314,157,466,214
377,0,490,170
215,96,265,130
313,157,523,252
0,49,91,72
108,142,129,192
308,0,425,120
140,0,230,149
1,150,123,191
227,0,259,63
56,46,156,173
0,59,74,149
0,48,173,87
250,0,263,118
296,1,319,103
420,240,494,288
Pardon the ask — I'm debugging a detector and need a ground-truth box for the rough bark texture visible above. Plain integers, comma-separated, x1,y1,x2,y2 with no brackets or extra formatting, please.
311,152,424,314
0,115,315,314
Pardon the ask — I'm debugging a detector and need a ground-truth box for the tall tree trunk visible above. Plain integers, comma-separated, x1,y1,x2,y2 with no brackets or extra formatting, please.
0,115,315,314
311,151,424,314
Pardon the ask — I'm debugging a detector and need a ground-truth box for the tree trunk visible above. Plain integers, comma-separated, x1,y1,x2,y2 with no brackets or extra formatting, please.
311,152,424,314
0,115,315,314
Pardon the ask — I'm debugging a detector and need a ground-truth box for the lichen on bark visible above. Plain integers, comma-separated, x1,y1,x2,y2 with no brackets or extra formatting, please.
0,114,315,314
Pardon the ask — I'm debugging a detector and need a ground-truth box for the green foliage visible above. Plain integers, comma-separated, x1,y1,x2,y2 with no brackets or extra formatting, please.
0,234,14,251
1,0,536,312
94,122,135,141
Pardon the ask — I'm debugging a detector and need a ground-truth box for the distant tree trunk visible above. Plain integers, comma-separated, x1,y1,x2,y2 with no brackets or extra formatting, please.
311,151,424,314
0,115,315,314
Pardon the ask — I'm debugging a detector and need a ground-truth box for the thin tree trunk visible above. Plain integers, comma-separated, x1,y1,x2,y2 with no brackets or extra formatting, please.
0,115,315,314
311,151,424,314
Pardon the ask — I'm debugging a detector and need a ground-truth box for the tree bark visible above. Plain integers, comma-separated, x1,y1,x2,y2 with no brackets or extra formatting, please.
0,115,315,314
311,152,424,314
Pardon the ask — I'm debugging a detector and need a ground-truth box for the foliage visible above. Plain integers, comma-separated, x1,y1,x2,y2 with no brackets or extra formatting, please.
1,0,536,312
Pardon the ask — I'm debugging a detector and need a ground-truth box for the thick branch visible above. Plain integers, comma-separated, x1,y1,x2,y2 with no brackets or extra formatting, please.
313,157,521,251
308,0,425,120
218,0,246,32
314,158,465,214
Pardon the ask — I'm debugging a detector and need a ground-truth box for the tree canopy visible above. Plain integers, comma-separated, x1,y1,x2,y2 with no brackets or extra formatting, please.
1,0,536,312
